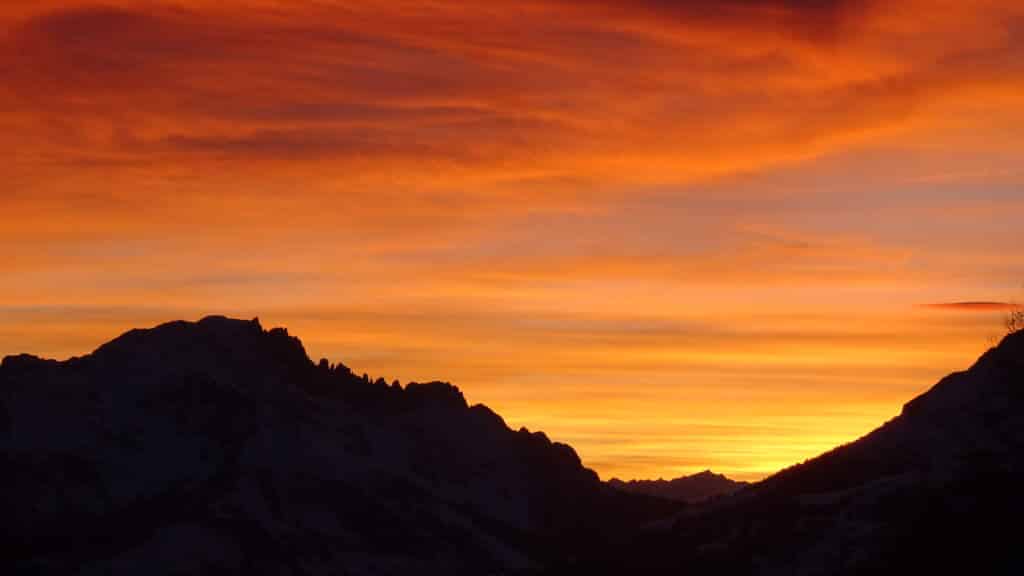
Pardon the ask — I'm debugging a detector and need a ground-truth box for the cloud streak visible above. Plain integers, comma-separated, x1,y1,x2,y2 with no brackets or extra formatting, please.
3,1,1022,199
923,302,1019,312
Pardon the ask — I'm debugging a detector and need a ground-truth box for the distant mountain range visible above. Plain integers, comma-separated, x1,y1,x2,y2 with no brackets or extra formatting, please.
3,316,1022,574
608,470,748,503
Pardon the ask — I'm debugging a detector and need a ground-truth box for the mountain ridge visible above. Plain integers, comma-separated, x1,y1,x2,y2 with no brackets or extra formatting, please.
592,328,1024,575
1,315,678,574
607,470,749,503
3,316,1022,575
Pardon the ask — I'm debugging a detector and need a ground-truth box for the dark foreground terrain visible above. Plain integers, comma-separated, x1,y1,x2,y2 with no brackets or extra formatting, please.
2,316,1022,574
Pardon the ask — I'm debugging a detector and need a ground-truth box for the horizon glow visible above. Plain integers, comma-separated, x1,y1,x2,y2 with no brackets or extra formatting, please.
2,0,1023,481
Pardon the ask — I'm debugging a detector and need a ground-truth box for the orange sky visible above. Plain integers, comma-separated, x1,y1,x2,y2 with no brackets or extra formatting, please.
2,0,1023,481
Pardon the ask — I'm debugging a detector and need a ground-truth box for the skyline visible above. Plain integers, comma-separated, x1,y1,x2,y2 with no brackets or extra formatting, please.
3,0,1023,481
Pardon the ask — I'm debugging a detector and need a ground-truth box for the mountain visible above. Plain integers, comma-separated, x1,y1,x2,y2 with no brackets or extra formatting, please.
594,329,1024,575
0,316,676,575
608,470,748,503
3,316,1022,575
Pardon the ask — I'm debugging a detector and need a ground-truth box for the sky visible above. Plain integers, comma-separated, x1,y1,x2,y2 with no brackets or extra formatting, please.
2,0,1023,481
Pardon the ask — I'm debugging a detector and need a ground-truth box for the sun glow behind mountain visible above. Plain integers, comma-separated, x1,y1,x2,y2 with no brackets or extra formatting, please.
2,0,1023,481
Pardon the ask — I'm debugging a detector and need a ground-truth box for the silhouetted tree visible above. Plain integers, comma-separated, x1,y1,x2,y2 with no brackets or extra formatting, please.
1007,305,1024,334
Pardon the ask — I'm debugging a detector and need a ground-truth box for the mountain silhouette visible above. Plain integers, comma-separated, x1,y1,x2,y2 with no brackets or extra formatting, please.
1,316,675,574
608,470,748,503
2,316,1022,574
593,329,1024,575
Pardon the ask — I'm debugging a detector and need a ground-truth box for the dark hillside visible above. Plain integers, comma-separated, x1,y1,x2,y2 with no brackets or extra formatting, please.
1,316,677,575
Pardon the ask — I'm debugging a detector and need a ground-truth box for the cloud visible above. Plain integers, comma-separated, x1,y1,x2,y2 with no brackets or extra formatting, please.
3,0,1022,203
922,301,1019,312
563,0,872,42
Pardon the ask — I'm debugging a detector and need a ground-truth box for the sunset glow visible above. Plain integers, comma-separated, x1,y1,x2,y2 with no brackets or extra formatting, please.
2,0,1022,481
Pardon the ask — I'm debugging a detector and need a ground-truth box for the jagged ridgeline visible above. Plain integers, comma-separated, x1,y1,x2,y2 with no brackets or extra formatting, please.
607,470,749,503
3,316,1023,575
0,316,675,575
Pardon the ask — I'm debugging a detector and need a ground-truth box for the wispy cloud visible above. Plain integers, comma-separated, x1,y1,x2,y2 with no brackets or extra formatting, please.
3,1,1023,198
922,301,1019,311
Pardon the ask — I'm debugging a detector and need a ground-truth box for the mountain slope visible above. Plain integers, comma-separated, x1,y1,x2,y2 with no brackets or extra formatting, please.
598,329,1024,575
4,317,1021,575
0,316,676,575
608,470,748,503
